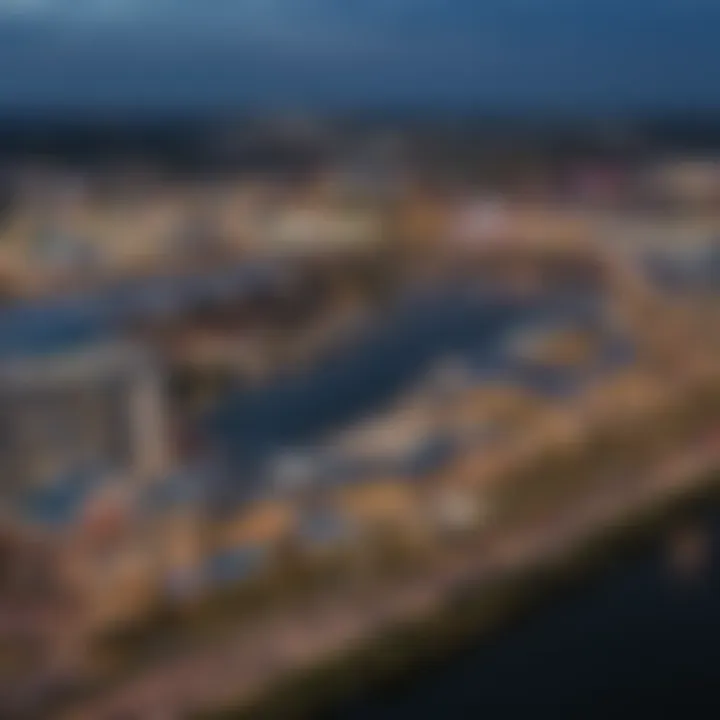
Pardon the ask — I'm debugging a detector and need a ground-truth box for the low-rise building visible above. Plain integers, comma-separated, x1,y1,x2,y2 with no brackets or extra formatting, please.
0,342,172,498
260,205,384,257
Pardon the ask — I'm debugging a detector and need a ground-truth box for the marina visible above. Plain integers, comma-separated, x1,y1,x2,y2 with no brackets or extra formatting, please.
2,108,720,719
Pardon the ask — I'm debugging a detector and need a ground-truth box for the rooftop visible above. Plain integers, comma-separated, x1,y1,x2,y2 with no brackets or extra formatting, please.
0,340,155,390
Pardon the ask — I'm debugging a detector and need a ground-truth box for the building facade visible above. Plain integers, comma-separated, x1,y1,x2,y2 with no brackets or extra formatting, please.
0,342,171,498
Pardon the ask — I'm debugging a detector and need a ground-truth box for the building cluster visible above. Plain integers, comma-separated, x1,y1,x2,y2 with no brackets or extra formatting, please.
0,305,635,656
1,131,720,706
0,169,387,298
2,150,719,300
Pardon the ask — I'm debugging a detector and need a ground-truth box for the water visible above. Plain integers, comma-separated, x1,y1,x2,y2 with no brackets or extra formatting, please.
2,279,614,510
331,510,720,719
0,261,286,360
210,286,606,491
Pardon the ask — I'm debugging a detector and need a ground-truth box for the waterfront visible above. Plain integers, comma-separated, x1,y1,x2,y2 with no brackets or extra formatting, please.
210,284,601,490
332,506,720,720
0,261,287,359
4,112,720,719
0,244,706,719
66,414,720,719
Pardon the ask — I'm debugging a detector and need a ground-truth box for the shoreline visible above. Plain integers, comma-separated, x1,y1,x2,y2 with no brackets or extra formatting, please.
196,467,720,720
63,376,720,720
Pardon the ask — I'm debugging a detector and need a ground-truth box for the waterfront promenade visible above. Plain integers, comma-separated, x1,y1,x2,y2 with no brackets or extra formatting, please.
64,423,720,720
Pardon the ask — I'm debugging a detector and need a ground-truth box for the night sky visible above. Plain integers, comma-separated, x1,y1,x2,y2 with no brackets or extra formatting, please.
1,0,719,114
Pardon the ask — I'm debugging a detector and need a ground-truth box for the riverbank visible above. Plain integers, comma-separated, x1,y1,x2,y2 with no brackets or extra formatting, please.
60,359,720,720
198,466,720,720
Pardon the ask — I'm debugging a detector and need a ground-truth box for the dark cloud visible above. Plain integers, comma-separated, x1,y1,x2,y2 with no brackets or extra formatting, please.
1,0,719,113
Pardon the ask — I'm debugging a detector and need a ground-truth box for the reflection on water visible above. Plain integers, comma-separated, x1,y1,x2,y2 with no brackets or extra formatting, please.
667,525,711,581
331,509,720,720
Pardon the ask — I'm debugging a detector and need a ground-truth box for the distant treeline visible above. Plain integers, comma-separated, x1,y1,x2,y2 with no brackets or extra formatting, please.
1,113,720,174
